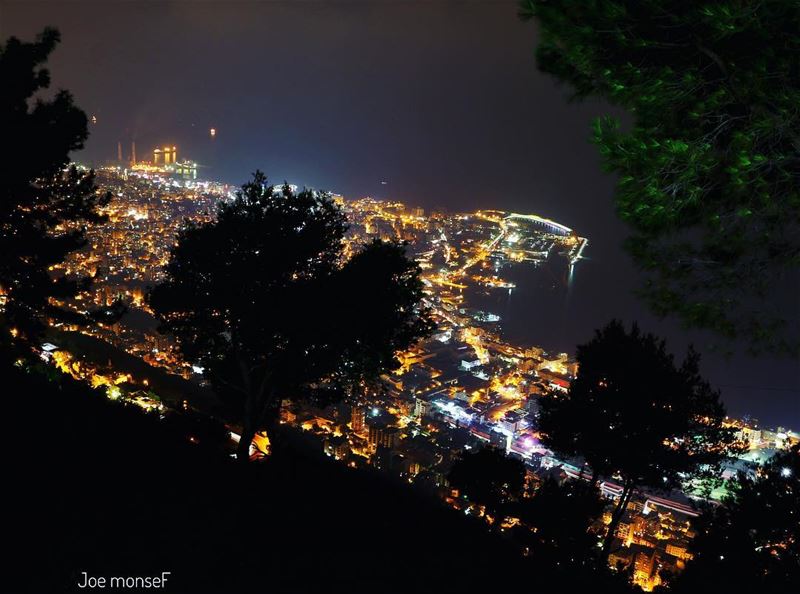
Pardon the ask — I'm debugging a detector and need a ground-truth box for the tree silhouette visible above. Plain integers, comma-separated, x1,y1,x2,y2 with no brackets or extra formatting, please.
520,1,800,353
447,446,526,524
150,172,432,461
0,28,111,349
539,383,607,488
515,477,604,569
538,320,741,561
675,446,800,592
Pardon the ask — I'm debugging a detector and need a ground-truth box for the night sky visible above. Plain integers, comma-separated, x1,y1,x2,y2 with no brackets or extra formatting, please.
3,0,797,427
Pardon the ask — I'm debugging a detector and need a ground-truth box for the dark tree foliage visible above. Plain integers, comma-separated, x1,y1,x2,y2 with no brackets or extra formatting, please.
447,446,526,522
520,0,800,353
0,28,111,346
538,320,742,560
538,382,607,487
675,446,800,592
150,171,432,461
515,477,604,569
325,237,435,386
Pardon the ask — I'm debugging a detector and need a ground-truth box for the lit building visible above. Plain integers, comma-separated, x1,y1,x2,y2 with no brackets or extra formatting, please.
413,396,431,419
323,435,350,460
174,160,198,180
154,146,177,165
351,405,365,432
367,421,399,451
665,540,693,562
633,549,661,591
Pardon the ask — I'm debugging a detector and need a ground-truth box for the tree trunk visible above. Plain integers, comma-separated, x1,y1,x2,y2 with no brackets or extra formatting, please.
600,480,634,562
262,398,283,457
236,420,257,463
236,384,280,462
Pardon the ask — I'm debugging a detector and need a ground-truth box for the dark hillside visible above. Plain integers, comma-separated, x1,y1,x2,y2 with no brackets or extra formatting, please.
6,364,541,593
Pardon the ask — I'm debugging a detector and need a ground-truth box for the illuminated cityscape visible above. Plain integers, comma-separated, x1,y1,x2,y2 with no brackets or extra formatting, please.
4,3,799,592
42,165,798,591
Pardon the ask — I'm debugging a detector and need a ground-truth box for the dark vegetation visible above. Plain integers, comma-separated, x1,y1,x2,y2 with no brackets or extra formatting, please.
538,320,742,561
149,172,433,461
520,0,800,353
448,446,526,523
675,445,800,592
0,27,118,350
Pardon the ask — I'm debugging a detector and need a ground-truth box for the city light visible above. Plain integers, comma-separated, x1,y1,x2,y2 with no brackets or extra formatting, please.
39,164,798,592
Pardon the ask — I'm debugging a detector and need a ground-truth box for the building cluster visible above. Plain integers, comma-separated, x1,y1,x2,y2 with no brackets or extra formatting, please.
605,499,697,590
50,166,233,372
46,168,797,591
117,141,200,180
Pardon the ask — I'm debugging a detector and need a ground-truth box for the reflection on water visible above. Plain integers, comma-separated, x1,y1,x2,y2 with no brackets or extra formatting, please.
464,254,577,353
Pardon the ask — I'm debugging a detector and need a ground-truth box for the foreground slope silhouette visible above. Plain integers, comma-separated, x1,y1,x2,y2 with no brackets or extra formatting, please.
7,363,549,593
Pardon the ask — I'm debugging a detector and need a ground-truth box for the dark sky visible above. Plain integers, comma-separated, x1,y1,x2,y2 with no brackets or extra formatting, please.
3,0,798,428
